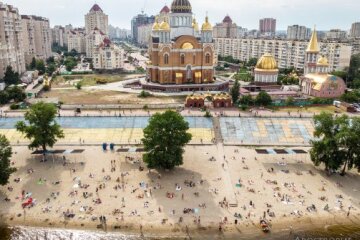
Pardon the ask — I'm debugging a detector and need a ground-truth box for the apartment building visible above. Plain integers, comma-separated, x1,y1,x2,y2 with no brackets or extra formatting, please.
21,15,52,64
85,4,108,35
93,38,124,70
67,28,86,53
0,2,25,78
137,24,152,47
213,15,238,39
287,25,311,40
85,27,106,58
214,38,352,71
51,25,66,47
350,22,360,39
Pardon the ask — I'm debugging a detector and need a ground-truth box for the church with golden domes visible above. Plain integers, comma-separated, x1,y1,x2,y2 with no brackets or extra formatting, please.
144,0,228,92
300,28,346,98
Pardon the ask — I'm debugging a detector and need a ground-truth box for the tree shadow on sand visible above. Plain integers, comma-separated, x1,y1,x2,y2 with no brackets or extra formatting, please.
145,167,222,234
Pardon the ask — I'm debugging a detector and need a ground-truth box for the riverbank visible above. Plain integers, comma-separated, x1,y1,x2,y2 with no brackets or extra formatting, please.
0,145,359,239
2,216,360,240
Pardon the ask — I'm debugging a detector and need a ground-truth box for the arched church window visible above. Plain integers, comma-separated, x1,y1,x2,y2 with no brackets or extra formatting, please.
164,54,169,65
205,53,211,64
181,54,185,65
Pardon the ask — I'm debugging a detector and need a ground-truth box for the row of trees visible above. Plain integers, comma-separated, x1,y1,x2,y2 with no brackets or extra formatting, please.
0,103,192,185
310,112,360,175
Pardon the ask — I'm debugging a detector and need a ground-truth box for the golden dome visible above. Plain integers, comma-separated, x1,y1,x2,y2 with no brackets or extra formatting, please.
159,19,170,31
152,17,160,31
181,42,194,49
255,53,278,70
192,18,199,32
201,16,212,31
317,55,329,65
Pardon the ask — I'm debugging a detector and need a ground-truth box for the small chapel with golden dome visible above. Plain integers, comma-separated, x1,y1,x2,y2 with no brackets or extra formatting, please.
145,0,220,90
254,53,279,84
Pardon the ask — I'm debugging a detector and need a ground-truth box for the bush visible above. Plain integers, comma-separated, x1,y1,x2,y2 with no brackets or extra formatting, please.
240,105,248,111
204,110,212,118
96,78,107,84
43,85,50,91
138,90,152,98
75,82,82,90
310,97,333,105
10,104,19,110
143,104,149,110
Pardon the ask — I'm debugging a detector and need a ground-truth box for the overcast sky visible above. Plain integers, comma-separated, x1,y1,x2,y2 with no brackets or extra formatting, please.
6,0,360,30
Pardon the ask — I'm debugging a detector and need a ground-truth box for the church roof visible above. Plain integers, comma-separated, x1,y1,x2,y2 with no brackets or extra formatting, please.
255,53,278,70
306,27,320,53
304,73,343,91
223,15,232,23
171,0,192,13
160,5,170,13
90,4,103,12
201,16,212,31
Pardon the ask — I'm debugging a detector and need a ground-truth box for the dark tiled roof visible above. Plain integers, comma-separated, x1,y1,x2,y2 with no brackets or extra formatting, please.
90,4,103,12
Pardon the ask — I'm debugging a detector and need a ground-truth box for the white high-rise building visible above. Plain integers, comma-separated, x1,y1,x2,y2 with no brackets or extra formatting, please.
350,22,360,39
85,28,106,58
52,25,66,47
0,2,25,78
287,25,311,40
85,4,108,35
68,28,86,53
214,37,352,72
21,15,52,64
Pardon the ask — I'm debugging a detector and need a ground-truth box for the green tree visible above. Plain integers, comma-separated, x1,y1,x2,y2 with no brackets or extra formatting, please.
348,54,360,83
64,56,77,72
0,91,9,104
36,60,46,74
7,86,26,103
310,113,346,172
230,79,240,104
46,63,56,76
142,110,192,170
3,66,20,86
46,56,55,64
246,58,258,67
255,91,272,106
352,78,360,89
336,117,360,174
285,96,295,106
340,90,360,103
16,102,64,151
239,95,254,106
30,57,36,70
0,134,15,186
331,70,348,80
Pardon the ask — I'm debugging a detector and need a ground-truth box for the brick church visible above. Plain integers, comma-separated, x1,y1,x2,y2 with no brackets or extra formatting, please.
147,0,216,86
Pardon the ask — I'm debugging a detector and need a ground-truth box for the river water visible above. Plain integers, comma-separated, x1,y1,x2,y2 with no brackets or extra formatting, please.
1,224,360,240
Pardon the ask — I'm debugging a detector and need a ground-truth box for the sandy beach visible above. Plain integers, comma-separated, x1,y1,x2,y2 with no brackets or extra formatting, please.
0,145,359,239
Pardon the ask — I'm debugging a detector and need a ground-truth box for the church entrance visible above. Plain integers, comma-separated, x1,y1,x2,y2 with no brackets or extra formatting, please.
186,65,192,83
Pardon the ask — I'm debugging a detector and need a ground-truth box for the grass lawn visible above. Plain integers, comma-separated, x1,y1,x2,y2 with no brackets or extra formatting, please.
40,89,186,105
52,74,142,88
276,105,345,114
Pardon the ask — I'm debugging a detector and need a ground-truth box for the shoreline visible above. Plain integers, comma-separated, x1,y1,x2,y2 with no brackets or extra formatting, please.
2,212,360,239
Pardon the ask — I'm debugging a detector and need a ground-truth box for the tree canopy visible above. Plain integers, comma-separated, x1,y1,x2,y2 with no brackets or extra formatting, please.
310,112,360,174
230,79,240,104
142,110,192,170
3,66,20,86
16,102,64,151
36,60,46,75
0,134,15,186
64,56,77,72
255,91,272,106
